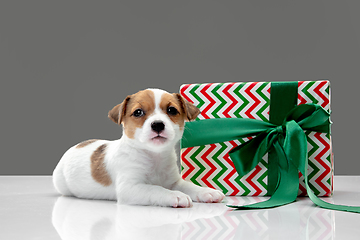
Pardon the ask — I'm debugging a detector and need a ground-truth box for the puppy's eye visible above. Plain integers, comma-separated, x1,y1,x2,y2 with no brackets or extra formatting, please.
132,109,145,117
167,106,179,116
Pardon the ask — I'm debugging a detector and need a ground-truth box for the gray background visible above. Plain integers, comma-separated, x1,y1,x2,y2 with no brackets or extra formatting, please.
1,1,360,175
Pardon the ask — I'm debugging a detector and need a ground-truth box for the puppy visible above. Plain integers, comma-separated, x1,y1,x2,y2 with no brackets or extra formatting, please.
53,88,225,207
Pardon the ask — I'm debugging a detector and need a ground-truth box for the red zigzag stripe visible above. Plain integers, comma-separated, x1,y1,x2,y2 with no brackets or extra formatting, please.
314,81,329,108
298,81,307,105
201,144,217,189
200,83,215,119
224,141,240,195
180,84,193,103
244,82,261,119
314,133,331,196
246,165,262,196
223,83,238,118
181,147,195,180
298,172,307,195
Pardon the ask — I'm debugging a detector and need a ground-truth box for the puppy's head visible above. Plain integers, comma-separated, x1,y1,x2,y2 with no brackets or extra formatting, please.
108,89,200,151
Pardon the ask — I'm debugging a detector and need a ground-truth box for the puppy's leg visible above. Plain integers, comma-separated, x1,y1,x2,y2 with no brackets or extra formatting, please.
172,179,225,203
117,183,193,208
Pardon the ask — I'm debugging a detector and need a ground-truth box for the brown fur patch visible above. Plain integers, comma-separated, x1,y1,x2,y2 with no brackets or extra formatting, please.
108,96,131,125
76,139,99,148
121,89,155,139
173,93,200,122
160,93,186,129
91,144,112,186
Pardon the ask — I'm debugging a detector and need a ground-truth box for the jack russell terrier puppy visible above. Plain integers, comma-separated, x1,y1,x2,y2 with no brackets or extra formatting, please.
53,88,225,207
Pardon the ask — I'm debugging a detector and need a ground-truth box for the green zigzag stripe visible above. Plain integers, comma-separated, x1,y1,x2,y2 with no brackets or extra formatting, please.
255,83,270,122
189,146,206,186
325,133,332,186
325,83,330,96
326,133,331,165
189,85,205,113
327,153,331,187
235,174,251,196
307,161,321,196
211,83,226,118
236,138,247,145
212,142,229,194
261,158,268,168
306,131,321,196
301,81,319,105
233,83,249,119
327,178,331,186
230,139,257,196
258,159,268,191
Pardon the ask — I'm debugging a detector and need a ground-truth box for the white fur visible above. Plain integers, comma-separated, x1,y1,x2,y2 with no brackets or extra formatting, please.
53,88,225,207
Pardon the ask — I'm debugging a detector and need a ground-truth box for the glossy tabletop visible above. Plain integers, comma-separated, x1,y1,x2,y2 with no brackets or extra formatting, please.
1,176,360,240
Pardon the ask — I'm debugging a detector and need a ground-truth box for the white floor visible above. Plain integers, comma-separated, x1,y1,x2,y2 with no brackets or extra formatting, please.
1,176,360,240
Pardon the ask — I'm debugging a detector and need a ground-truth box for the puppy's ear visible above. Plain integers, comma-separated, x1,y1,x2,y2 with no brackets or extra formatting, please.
108,96,131,125
174,93,200,121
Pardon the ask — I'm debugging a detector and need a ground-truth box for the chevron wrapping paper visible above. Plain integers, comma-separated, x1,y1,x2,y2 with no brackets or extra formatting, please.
180,81,333,196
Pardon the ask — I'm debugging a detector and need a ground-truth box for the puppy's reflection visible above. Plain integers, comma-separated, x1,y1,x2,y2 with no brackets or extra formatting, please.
52,196,228,240
52,196,335,240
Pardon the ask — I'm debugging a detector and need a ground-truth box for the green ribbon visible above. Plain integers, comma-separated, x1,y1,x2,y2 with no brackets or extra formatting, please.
181,91,360,213
267,81,298,195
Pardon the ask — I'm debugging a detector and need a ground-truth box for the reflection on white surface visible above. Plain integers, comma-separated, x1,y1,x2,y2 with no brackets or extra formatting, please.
52,196,228,240
189,197,335,240
2,176,359,239
52,196,335,240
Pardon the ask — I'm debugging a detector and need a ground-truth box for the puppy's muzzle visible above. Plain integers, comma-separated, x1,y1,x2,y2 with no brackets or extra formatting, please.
151,121,165,134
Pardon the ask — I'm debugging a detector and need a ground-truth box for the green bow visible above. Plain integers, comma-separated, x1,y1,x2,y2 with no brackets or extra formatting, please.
182,103,360,213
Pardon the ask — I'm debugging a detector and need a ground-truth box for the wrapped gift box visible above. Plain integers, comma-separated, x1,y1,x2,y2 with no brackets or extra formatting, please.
180,80,333,196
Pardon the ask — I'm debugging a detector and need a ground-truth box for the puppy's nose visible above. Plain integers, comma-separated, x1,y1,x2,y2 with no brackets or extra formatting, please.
151,121,165,134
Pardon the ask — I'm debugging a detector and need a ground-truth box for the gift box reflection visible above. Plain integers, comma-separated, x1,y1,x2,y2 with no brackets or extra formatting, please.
52,196,334,240
183,197,335,240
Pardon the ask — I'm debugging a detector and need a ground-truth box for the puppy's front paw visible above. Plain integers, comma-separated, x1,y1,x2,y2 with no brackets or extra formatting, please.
195,189,225,203
166,191,193,208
